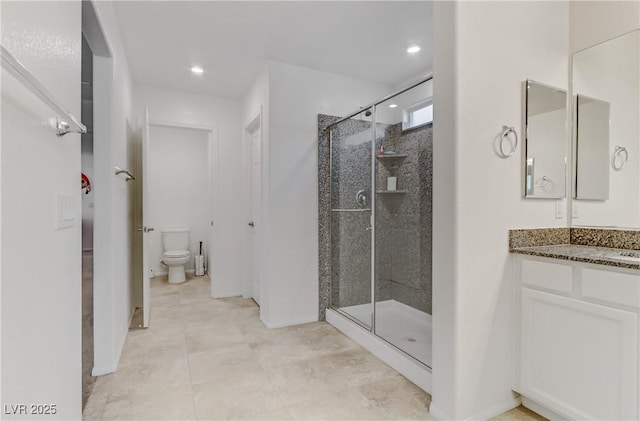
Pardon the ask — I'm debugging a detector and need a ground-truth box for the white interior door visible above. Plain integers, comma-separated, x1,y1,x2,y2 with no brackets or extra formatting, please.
250,129,261,305
141,108,152,327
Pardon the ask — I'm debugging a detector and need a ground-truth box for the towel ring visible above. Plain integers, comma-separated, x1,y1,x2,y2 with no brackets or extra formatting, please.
498,126,518,158
611,146,628,171
535,176,553,192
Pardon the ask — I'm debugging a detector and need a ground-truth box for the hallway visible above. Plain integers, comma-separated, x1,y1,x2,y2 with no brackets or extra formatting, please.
83,275,430,420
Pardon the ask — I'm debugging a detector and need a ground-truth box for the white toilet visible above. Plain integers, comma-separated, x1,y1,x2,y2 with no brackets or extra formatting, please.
162,228,191,284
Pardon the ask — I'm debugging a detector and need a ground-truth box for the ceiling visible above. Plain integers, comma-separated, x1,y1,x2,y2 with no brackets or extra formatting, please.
114,1,433,98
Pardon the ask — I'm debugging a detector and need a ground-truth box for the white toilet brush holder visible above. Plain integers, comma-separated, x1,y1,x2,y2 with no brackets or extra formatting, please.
195,255,205,276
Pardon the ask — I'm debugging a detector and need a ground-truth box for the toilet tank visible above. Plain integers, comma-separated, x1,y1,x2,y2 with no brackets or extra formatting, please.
162,229,190,251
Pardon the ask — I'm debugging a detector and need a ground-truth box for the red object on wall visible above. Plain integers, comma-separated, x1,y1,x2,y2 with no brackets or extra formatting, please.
81,173,92,194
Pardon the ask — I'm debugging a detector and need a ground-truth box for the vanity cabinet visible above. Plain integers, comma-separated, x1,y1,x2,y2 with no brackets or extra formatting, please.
516,256,639,420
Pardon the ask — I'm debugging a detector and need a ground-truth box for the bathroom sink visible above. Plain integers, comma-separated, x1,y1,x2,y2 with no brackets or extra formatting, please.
604,250,640,263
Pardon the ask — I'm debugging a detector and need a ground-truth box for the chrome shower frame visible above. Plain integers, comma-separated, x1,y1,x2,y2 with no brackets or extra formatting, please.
326,73,433,335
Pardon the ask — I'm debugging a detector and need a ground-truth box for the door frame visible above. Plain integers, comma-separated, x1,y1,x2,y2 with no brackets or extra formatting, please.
147,119,219,296
83,0,116,377
243,112,262,303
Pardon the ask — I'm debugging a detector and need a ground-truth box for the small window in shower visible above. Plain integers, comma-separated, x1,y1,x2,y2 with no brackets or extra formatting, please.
403,99,433,130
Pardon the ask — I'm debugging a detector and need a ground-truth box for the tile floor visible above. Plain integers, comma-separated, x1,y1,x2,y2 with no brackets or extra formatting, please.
82,250,95,407
83,274,431,420
82,274,545,421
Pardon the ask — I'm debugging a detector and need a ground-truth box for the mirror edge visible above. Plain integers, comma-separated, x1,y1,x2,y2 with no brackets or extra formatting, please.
522,78,568,200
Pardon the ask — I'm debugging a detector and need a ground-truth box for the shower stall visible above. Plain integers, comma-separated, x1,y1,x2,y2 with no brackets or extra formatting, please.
318,76,433,392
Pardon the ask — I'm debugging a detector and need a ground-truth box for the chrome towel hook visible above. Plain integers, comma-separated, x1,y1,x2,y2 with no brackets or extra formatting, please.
611,146,628,171
498,126,518,158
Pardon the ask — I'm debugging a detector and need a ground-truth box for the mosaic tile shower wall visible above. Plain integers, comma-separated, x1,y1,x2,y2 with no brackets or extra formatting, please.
318,114,432,320
375,122,433,314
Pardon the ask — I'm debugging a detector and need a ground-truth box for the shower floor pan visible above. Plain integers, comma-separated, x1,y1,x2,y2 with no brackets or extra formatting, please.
340,300,432,367
327,299,432,393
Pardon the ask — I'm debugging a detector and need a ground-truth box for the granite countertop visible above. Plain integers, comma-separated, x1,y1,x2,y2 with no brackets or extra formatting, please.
512,244,640,270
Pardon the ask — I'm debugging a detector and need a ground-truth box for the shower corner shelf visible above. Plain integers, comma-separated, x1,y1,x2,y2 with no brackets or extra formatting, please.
376,190,407,194
377,154,408,171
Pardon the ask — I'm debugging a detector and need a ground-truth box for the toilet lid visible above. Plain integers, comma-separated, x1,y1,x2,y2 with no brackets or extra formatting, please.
164,250,189,258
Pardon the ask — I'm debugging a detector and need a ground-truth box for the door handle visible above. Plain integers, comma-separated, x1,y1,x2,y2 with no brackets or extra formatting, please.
137,226,155,233
248,222,254,227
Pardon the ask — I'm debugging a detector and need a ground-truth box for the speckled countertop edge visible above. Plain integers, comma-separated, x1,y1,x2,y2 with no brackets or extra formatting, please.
510,227,640,270
512,244,640,270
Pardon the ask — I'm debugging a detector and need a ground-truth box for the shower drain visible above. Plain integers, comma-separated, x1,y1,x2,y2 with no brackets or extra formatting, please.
407,338,417,342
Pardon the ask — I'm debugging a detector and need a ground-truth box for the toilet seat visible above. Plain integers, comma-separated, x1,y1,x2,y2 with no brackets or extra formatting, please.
164,249,189,258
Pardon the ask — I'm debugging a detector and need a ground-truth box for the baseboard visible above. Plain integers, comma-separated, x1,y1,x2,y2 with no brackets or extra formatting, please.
91,315,130,377
522,397,568,421
211,292,242,299
429,396,521,421
92,362,117,376
465,396,521,420
428,404,452,421
262,316,318,329
93,312,132,377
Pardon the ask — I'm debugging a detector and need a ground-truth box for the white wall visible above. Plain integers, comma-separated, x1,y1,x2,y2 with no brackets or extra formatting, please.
431,2,457,418
89,1,135,376
147,125,210,274
260,61,391,328
134,85,243,297
431,2,569,419
1,1,82,418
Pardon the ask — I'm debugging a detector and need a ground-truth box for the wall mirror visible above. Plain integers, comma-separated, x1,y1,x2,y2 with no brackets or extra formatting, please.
575,95,610,200
524,80,567,199
572,30,640,228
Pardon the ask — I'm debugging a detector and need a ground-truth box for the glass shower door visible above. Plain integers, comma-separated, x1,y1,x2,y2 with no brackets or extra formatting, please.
373,82,433,367
329,111,373,329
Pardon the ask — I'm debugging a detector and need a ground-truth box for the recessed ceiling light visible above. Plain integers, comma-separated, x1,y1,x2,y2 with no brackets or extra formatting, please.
389,104,398,108
406,45,421,54
191,66,204,74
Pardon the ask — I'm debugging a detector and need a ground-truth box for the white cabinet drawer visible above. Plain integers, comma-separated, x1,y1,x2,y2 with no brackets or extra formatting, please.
521,258,572,293
582,267,640,308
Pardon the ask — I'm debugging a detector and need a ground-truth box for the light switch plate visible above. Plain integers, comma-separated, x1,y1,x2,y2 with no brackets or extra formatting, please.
555,199,564,219
55,193,76,230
